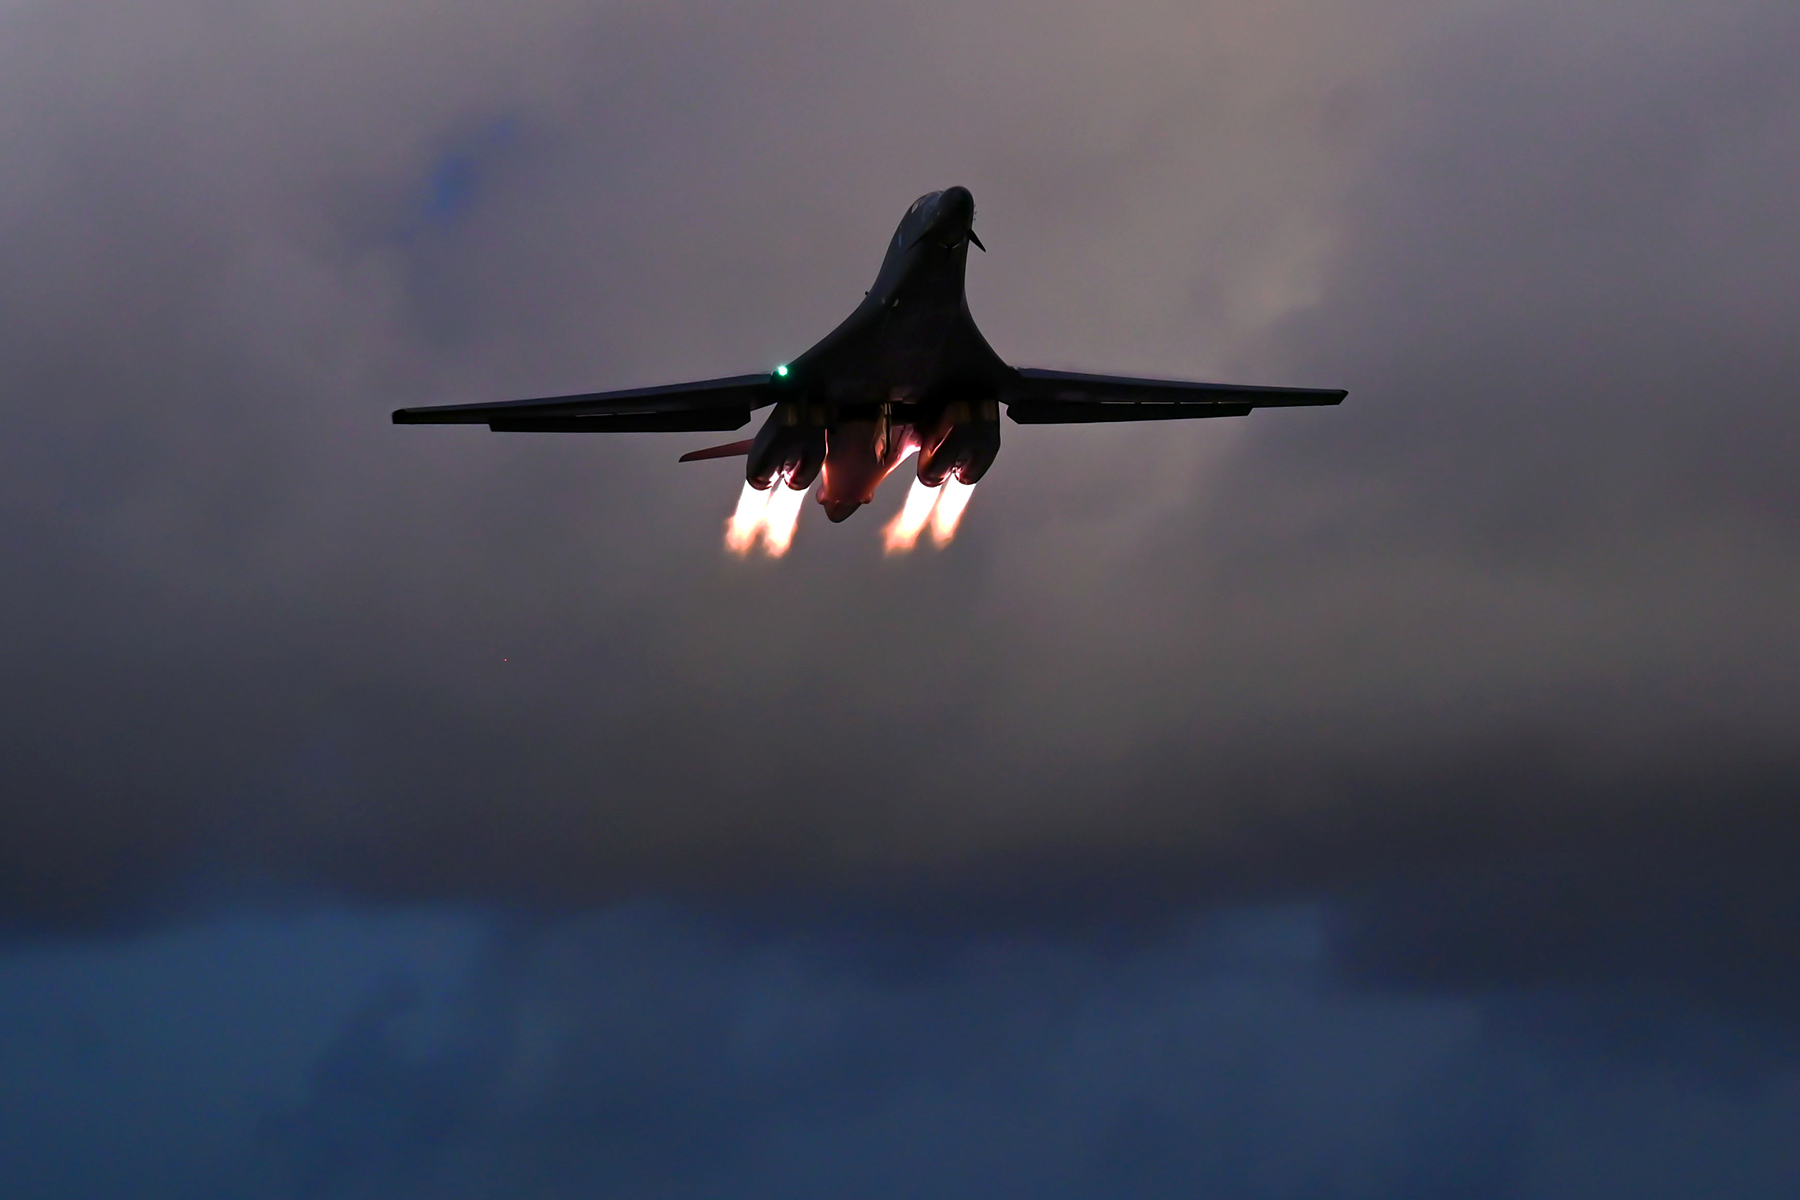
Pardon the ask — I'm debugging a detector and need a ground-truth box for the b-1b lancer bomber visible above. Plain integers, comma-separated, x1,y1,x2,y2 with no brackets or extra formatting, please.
394,187,1346,553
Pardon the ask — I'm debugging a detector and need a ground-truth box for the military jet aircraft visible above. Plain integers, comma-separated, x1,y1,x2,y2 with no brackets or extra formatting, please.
394,187,1345,537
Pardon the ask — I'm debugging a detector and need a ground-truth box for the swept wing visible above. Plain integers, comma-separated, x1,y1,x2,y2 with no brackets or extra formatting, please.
392,374,772,433
1002,368,1345,424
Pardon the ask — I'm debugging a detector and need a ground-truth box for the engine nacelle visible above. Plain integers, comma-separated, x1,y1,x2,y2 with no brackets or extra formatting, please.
747,403,826,490
917,399,1000,487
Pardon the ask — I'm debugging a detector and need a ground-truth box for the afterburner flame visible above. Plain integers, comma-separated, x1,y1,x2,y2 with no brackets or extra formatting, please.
930,477,976,544
883,474,942,554
761,478,808,556
725,481,773,555
883,472,979,552
725,476,810,556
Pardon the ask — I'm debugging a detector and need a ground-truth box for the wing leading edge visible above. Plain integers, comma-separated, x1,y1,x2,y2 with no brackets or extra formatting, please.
391,373,773,433
1002,368,1345,424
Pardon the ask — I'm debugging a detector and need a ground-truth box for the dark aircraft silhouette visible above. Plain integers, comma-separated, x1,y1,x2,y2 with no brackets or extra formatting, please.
394,187,1346,524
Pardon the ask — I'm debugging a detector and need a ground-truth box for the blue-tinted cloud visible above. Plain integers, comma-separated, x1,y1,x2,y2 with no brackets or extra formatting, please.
7,903,1799,1199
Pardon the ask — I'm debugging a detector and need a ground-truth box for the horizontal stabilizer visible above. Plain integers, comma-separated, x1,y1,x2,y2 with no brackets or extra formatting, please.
678,438,755,462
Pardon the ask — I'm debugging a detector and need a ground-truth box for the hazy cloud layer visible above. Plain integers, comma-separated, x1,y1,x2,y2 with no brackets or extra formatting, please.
2,0,1797,1025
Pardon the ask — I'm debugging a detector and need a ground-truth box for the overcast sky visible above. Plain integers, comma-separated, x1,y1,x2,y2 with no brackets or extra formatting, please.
2,0,1798,1194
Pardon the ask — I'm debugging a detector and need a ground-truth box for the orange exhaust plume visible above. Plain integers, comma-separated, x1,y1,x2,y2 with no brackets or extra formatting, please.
725,481,773,555
725,476,811,556
930,477,976,545
761,478,808,557
883,474,941,554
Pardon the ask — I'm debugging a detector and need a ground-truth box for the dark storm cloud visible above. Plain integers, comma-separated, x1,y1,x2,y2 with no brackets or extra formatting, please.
9,904,1800,1199
1,0,1797,1023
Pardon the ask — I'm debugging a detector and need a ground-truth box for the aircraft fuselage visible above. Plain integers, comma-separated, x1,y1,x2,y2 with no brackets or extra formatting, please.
749,186,1006,521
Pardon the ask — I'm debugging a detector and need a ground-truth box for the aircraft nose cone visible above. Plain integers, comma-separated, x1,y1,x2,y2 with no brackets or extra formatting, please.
934,186,974,236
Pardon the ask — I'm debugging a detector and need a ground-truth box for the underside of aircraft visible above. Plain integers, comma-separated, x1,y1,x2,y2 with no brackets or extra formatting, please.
394,187,1346,551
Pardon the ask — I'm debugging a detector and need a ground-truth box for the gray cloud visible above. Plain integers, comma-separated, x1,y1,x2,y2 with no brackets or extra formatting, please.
1,0,1797,1036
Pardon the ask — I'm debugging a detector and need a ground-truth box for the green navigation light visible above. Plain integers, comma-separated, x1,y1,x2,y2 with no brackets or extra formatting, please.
775,364,789,377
